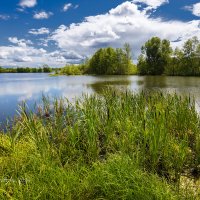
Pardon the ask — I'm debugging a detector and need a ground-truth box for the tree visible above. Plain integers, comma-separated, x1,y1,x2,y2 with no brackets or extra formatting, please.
122,43,132,74
88,44,134,75
165,47,183,76
137,55,148,75
182,37,199,75
138,37,172,75
43,64,52,73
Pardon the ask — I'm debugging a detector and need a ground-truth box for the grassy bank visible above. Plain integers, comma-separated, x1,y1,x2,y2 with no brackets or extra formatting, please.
0,91,200,199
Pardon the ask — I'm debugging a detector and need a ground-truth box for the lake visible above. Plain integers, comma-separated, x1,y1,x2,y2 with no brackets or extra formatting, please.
1,73,200,124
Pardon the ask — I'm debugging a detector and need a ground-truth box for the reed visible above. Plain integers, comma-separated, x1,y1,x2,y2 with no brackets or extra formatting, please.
0,91,199,199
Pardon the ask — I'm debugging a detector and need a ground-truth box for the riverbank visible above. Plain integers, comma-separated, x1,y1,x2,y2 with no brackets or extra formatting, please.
0,91,199,199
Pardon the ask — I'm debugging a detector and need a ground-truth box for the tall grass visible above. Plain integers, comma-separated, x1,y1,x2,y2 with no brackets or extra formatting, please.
0,91,200,199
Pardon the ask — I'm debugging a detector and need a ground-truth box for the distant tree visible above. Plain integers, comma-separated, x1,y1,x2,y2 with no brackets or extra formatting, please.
31,68,37,73
60,65,82,75
38,68,43,73
43,64,52,73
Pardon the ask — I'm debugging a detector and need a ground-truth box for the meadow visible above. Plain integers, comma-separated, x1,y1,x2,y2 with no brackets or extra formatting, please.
0,91,200,199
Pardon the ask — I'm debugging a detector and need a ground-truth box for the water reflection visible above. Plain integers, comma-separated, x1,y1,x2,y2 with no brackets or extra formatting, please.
142,76,167,88
1,73,200,124
88,77,131,94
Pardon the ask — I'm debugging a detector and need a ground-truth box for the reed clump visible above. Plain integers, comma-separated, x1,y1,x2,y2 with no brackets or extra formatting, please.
0,91,199,199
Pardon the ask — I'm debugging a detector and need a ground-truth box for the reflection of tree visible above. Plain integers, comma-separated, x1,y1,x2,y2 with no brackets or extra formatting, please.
87,78,131,95
136,80,144,86
142,76,167,89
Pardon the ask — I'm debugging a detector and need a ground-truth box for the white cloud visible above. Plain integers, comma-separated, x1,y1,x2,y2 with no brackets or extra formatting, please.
0,45,67,67
74,5,79,9
184,3,200,17
33,11,53,19
29,27,50,35
0,45,45,64
1,1,200,67
19,0,37,8
0,37,76,67
49,1,200,60
0,14,10,20
132,0,169,9
62,3,79,12
63,3,72,12
8,37,33,47
193,3,200,17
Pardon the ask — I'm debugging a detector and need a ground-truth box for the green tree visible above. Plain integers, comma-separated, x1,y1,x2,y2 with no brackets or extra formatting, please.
182,37,199,75
43,64,52,73
166,47,184,76
88,44,134,75
138,37,172,75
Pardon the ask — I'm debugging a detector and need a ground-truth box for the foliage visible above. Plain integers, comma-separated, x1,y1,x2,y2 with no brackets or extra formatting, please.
88,44,136,75
138,37,172,75
0,91,200,199
167,37,200,76
59,44,137,76
59,64,86,75
138,36,200,76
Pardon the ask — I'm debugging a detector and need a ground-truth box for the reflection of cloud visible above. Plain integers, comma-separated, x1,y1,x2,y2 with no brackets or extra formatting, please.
0,74,96,102
1,74,200,108
87,78,131,94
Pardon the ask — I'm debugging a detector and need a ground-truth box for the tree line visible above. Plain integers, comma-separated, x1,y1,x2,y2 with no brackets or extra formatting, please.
0,65,52,73
138,36,200,76
61,36,200,76
1,36,200,76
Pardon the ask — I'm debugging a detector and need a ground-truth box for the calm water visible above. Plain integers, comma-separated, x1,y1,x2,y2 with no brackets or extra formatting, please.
1,73,200,124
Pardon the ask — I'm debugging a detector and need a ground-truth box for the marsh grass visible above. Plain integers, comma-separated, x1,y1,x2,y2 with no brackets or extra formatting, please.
0,90,200,199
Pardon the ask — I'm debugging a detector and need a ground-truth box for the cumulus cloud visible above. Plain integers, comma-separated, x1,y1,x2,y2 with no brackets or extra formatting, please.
1,1,200,67
184,3,200,17
0,44,68,66
29,27,50,35
0,44,45,64
62,3,79,12
0,37,76,67
0,14,10,20
49,1,200,60
63,3,72,12
33,11,53,19
19,0,37,8
48,50,85,64
8,37,33,47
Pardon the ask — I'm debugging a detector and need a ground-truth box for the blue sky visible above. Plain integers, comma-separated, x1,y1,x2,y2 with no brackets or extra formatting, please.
0,0,200,67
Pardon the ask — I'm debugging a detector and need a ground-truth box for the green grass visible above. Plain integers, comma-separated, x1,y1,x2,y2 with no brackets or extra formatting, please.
0,91,200,199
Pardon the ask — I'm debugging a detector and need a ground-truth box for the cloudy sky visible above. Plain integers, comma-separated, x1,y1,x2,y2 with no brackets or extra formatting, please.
0,0,200,67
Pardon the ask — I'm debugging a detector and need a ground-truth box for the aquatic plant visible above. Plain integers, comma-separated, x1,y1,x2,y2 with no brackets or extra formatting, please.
0,91,199,199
